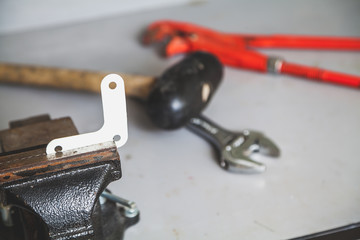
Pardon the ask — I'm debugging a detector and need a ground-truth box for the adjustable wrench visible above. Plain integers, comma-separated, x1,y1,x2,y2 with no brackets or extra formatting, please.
187,115,280,173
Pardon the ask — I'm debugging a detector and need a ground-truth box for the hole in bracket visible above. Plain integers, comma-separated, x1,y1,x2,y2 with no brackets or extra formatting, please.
113,135,121,142
55,146,63,153
109,82,117,89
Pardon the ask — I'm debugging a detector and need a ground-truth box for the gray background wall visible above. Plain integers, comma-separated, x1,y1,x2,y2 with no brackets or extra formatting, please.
0,0,195,34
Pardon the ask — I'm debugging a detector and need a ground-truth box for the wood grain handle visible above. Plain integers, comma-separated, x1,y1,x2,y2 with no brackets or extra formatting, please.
0,63,156,100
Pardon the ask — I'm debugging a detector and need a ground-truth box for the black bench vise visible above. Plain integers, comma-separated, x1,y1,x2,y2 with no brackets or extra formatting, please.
0,115,139,240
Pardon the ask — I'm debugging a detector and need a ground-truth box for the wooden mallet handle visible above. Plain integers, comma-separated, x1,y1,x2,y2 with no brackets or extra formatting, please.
0,63,156,100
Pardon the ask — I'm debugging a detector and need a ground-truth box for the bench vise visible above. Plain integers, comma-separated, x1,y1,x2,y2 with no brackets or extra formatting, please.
0,74,139,239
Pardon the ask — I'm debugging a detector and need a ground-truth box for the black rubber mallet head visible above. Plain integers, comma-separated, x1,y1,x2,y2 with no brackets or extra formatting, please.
146,51,223,129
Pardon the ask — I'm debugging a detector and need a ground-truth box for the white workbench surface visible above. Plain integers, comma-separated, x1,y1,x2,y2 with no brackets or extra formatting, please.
1,1,360,239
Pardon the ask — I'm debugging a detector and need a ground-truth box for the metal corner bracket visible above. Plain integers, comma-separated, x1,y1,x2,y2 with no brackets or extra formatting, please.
46,74,128,154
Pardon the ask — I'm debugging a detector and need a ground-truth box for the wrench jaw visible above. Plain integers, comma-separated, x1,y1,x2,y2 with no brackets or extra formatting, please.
258,136,281,158
243,130,281,158
221,146,267,173
220,131,280,173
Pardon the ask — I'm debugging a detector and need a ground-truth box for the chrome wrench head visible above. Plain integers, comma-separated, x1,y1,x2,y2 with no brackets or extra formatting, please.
221,130,280,173
187,116,280,173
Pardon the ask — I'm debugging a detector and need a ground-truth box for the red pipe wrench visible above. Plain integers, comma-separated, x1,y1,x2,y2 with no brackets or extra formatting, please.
142,20,360,88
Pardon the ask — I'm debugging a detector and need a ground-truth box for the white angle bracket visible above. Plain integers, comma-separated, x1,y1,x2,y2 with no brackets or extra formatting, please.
46,74,128,154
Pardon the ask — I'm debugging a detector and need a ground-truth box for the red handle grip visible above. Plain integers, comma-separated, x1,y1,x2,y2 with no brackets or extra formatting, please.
280,62,360,88
238,35,360,50
165,36,267,72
